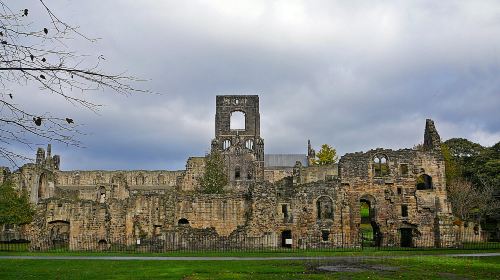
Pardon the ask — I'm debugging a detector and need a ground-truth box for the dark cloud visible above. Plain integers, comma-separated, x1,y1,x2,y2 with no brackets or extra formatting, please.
3,1,499,170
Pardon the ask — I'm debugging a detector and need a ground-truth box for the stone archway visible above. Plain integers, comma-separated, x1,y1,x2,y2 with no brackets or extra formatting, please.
359,194,381,247
48,220,70,248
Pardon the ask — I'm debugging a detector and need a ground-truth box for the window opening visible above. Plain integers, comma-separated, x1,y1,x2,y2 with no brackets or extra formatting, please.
321,230,330,241
230,111,245,130
373,155,389,177
245,139,254,150
235,166,241,179
416,174,433,190
401,205,408,217
316,196,334,220
400,164,409,176
223,139,231,150
282,204,289,218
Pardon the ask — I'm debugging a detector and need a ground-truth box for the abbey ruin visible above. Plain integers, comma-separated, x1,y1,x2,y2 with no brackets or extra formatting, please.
1,95,457,250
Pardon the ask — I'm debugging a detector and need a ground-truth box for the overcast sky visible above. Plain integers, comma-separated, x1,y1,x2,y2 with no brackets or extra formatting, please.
4,0,500,171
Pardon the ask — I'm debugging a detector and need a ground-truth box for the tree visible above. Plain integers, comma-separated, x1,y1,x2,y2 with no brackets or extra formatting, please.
443,138,499,190
0,180,35,225
0,1,146,166
199,150,227,194
446,179,499,224
444,138,485,159
441,143,460,185
314,144,338,165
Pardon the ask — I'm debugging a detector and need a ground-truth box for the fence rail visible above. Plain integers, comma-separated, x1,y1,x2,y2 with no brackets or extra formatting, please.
1,232,499,253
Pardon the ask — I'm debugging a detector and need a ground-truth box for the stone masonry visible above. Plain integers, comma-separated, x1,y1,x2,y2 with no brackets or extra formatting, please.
1,95,456,250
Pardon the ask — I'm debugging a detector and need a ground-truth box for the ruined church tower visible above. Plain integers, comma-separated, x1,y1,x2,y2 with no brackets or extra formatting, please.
211,95,265,190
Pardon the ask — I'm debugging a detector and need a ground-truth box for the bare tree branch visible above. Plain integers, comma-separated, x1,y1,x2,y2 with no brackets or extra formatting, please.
0,0,149,167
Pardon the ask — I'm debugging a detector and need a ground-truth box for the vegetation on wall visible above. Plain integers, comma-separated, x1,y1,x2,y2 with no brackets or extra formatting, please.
0,181,35,225
199,150,228,194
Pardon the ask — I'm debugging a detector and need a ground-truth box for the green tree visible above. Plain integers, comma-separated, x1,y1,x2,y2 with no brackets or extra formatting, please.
443,138,499,190
441,143,460,185
199,150,228,194
444,138,485,159
0,181,35,225
314,144,338,165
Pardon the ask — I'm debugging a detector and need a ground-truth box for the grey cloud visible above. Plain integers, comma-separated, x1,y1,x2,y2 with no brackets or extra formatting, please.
2,0,499,169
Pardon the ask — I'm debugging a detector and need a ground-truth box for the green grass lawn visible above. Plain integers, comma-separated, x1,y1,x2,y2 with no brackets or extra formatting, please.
0,256,499,279
360,202,370,218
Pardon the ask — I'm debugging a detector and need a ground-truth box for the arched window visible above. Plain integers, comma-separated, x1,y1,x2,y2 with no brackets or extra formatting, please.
223,139,231,150
178,218,189,225
158,174,165,185
135,174,145,185
235,166,241,179
38,173,47,199
316,196,334,220
72,174,80,185
416,174,433,190
373,155,389,177
99,186,106,203
245,139,254,150
230,111,245,130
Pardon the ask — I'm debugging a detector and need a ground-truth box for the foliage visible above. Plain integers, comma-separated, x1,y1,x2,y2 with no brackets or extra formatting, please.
442,138,500,224
441,143,460,185
444,138,485,159
0,180,35,225
199,150,227,194
0,1,146,166
314,144,338,165
446,179,499,223
442,138,500,190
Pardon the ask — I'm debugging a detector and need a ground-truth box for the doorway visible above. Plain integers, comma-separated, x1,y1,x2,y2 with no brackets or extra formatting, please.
360,198,381,247
400,228,413,247
281,230,292,248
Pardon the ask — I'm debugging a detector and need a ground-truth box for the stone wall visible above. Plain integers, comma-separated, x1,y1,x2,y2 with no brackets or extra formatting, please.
0,95,458,250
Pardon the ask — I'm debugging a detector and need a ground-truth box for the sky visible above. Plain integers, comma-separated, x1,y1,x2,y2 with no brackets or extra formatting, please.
3,0,500,171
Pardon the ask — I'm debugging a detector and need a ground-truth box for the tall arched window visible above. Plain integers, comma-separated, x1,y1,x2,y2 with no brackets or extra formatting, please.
223,139,231,150
235,166,241,180
99,186,106,203
316,196,334,220
158,174,165,185
373,155,389,177
135,174,145,185
230,111,245,130
245,139,254,150
73,174,80,185
38,173,47,199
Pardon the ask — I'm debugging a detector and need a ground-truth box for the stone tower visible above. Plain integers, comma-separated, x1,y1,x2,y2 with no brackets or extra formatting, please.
211,95,264,189
423,119,441,151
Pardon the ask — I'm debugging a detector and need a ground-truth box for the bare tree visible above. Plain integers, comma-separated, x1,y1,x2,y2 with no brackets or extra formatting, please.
0,1,146,166
447,179,499,224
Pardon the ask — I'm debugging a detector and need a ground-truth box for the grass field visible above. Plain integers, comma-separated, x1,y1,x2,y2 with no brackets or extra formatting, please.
0,255,499,279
